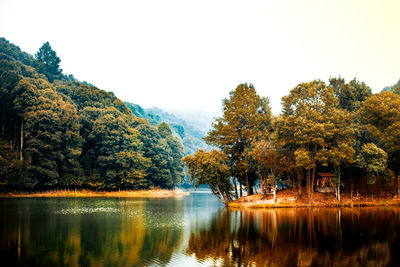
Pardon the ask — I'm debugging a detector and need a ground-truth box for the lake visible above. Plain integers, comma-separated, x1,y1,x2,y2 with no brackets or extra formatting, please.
1,192,400,266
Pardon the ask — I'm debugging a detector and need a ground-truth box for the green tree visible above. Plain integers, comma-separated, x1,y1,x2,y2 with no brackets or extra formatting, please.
158,122,173,138
183,149,233,205
359,91,400,194
394,86,400,95
355,143,387,185
205,83,272,195
84,108,149,189
35,42,62,82
251,137,292,202
321,108,355,201
0,139,36,190
13,78,82,188
158,122,185,187
135,119,174,188
277,80,353,203
330,77,372,112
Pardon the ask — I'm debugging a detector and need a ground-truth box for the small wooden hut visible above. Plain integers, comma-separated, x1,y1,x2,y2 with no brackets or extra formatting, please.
315,173,336,193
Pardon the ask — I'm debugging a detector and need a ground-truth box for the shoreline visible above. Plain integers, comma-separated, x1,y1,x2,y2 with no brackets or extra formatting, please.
0,189,190,198
229,201,400,209
228,189,400,209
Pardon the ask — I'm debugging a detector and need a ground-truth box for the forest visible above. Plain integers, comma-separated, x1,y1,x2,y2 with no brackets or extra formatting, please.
183,79,400,205
1,37,400,203
0,38,185,191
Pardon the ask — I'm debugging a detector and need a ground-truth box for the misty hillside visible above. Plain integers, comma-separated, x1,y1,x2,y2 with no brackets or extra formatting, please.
125,102,210,155
382,78,400,93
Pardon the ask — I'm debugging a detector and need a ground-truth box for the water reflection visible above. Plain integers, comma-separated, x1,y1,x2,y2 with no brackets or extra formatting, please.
0,198,185,266
1,196,400,267
186,208,400,266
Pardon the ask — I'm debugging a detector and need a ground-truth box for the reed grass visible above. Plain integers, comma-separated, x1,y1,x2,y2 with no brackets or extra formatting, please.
0,189,189,198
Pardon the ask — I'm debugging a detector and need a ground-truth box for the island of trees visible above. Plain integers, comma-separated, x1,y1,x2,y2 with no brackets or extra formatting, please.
0,38,185,191
183,80,400,206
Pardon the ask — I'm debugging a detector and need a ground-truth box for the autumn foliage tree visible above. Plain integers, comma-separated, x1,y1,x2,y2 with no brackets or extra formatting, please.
204,83,272,195
355,143,387,185
182,149,233,205
277,80,354,203
359,92,400,194
251,136,292,202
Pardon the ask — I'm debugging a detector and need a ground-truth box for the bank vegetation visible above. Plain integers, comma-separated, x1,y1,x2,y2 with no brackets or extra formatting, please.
183,79,400,207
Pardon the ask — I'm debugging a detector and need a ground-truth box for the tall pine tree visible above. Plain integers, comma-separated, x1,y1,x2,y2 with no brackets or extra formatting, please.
35,42,62,82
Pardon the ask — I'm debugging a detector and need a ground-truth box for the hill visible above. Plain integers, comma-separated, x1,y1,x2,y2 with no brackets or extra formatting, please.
0,37,185,191
125,102,210,155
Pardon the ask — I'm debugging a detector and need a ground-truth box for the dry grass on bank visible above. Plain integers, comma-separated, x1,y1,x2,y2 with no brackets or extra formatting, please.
228,188,400,209
0,188,189,198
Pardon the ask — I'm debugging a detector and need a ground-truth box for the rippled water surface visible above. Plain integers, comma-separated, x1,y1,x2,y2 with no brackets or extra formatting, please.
1,193,400,266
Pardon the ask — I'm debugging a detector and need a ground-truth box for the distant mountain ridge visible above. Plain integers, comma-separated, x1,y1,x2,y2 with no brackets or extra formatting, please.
382,78,400,93
125,102,210,155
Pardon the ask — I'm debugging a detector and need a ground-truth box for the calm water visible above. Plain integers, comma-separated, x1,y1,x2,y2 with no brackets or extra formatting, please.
1,193,400,267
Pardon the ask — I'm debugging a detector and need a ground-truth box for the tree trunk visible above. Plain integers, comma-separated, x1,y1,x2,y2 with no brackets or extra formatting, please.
311,166,316,202
1,105,4,136
397,174,399,196
20,118,23,161
217,186,228,205
307,169,311,204
272,170,277,202
350,175,353,201
248,184,254,195
27,153,31,168
213,188,225,203
310,144,317,203
335,165,341,202
240,182,243,198
246,173,250,196
297,169,302,198
261,178,267,197
233,178,238,199
273,186,277,202
246,172,253,195
298,180,302,197
337,172,341,202
14,118,17,151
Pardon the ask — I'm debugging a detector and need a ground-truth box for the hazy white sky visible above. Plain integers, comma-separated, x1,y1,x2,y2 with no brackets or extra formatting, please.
1,0,399,117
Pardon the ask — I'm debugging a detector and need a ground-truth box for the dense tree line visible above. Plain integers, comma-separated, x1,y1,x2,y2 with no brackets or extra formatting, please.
184,79,400,205
0,38,184,191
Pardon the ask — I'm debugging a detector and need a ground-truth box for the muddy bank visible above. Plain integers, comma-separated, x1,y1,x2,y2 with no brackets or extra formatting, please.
228,188,400,209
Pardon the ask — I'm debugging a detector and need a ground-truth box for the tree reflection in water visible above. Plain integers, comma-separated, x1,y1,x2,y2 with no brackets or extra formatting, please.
186,208,400,267
0,198,185,267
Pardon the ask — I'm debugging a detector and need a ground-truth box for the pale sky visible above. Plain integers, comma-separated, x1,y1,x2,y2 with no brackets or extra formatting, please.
1,0,399,119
